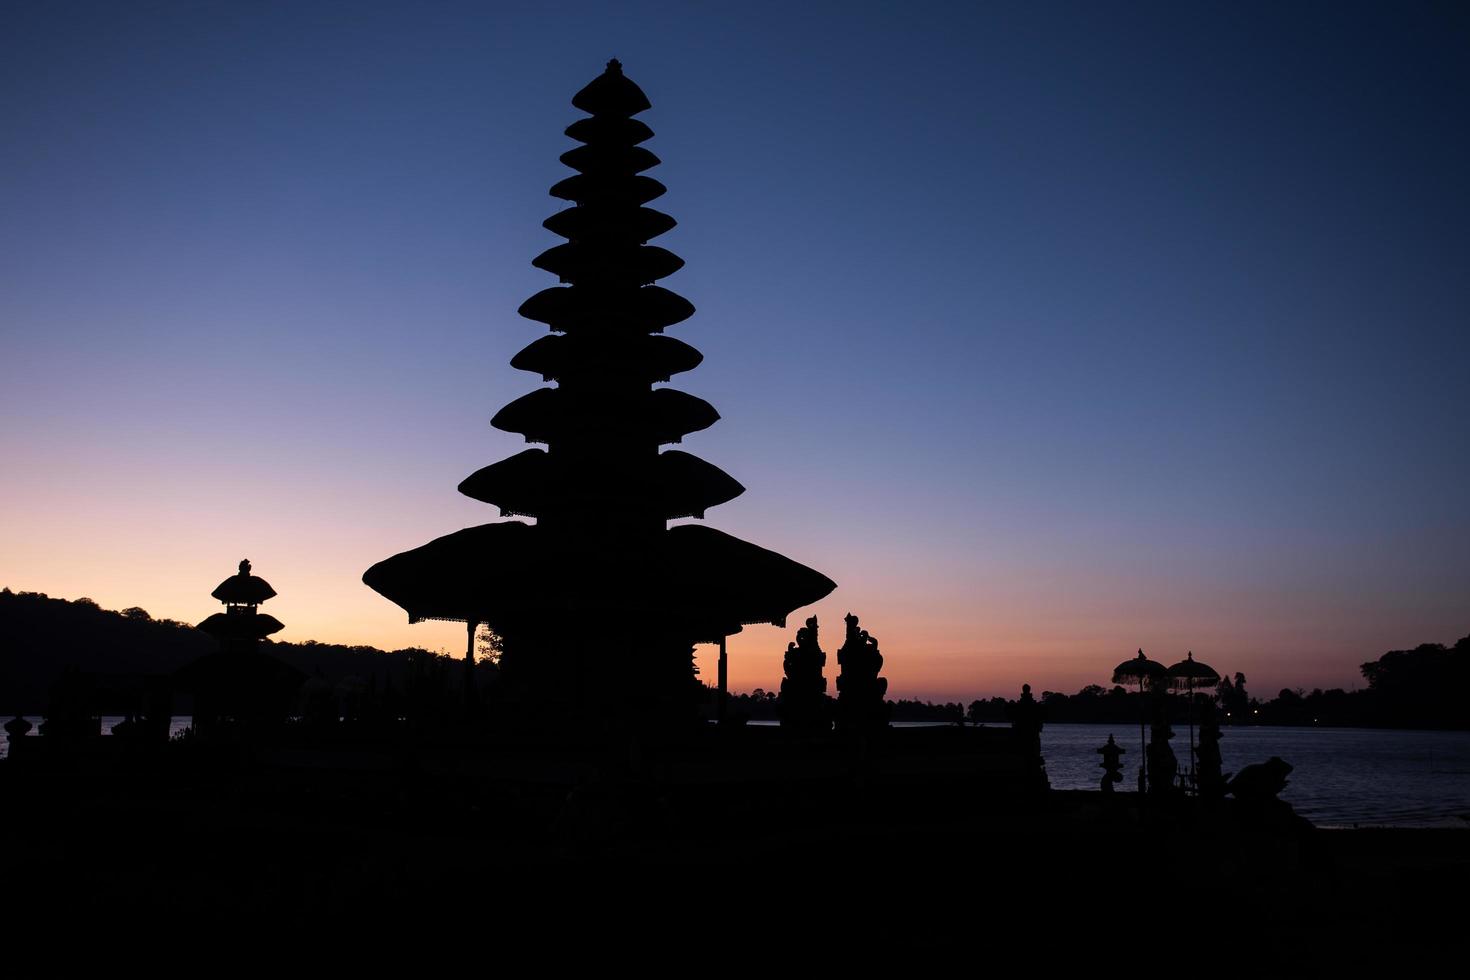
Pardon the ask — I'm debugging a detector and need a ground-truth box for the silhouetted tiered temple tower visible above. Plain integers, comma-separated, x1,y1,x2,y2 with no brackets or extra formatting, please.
180,559,303,738
197,559,283,653
365,61,835,728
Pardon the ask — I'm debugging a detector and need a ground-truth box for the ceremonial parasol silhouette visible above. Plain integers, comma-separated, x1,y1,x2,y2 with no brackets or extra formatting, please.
1166,651,1220,789
1112,649,1166,793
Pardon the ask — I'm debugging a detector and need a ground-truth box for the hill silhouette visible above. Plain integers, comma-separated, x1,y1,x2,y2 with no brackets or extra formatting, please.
5,587,1465,728
0,588,448,714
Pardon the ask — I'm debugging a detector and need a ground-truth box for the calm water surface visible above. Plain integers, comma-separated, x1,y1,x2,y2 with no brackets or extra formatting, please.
4,718,1467,828
1039,722,1470,828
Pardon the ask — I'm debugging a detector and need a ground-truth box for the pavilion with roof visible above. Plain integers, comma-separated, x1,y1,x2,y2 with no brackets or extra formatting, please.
177,559,304,737
364,61,835,727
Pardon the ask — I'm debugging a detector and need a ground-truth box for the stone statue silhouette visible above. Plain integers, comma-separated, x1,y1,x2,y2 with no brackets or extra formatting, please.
1007,683,1046,787
1229,756,1293,803
1097,734,1125,792
778,616,830,734
1196,712,1225,799
1146,719,1179,797
835,612,890,734
4,715,33,761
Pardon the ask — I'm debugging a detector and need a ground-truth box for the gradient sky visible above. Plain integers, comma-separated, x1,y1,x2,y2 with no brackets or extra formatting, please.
3,1,1467,701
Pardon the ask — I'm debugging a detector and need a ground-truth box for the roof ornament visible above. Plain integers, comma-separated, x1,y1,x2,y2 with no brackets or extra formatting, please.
239,559,252,576
606,58,622,74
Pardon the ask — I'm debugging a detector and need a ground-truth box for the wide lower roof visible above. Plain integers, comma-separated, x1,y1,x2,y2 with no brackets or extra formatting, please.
197,611,285,639
362,521,835,644
211,572,276,605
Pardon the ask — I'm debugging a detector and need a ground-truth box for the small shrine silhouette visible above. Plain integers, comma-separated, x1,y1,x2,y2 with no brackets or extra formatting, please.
175,559,304,739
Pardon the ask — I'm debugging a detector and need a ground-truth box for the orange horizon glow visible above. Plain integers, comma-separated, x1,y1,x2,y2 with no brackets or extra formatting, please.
3,524,1406,704
3,5,1467,711
0,448,1445,702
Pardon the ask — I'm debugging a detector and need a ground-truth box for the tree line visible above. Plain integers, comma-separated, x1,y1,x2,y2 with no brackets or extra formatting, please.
0,588,479,714
992,634,1470,729
4,588,1465,728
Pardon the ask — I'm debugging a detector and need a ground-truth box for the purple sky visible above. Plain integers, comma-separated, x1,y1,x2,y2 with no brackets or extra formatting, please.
2,1,1467,699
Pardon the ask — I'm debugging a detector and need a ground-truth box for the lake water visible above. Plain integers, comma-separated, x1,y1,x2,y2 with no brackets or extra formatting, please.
1038,722,1470,828
4,717,1467,828
1,717,194,758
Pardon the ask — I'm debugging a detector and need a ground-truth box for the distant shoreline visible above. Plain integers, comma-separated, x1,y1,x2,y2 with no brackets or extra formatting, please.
5,588,1467,729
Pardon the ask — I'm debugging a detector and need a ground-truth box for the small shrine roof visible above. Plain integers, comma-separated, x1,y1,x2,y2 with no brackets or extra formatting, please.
196,610,285,640
210,559,277,605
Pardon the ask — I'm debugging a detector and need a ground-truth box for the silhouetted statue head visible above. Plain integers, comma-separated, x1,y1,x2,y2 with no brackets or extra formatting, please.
1229,756,1293,802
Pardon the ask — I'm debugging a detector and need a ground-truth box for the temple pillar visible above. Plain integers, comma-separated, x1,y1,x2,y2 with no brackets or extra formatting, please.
465,620,478,714
717,635,728,724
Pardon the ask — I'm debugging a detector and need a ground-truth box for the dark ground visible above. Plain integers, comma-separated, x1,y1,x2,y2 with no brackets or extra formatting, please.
2,727,1464,959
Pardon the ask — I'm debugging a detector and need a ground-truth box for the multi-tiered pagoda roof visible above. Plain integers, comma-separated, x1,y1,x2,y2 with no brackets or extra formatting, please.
197,558,284,641
364,62,834,716
180,559,303,737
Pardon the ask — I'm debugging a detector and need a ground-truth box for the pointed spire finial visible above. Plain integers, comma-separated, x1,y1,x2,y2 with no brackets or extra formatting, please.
571,59,648,116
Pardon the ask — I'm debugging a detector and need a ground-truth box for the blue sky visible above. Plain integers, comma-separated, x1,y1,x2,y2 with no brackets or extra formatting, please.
2,1,1466,698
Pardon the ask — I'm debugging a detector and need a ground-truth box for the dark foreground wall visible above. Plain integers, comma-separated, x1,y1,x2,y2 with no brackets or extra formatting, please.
5,724,1457,960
